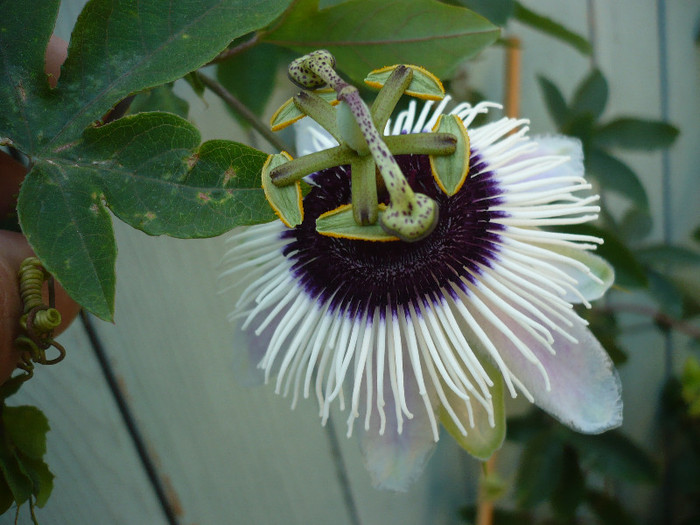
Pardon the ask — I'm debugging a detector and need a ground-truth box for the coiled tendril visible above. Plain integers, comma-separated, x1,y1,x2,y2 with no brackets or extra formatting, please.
14,257,66,380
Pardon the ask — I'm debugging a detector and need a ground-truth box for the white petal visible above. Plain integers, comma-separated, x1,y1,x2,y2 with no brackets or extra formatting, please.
359,361,438,491
469,300,622,433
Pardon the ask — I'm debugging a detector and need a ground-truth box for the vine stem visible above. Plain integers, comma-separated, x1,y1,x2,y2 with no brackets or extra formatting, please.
595,303,700,340
196,72,292,154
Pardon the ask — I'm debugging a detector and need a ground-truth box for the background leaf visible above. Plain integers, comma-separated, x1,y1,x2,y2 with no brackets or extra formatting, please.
569,431,658,484
595,118,679,150
571,68,608,120
636,245,700,269
128,84,190,118
586,148,649,209
217,43,294,127
512,2,591,55
515,430,564,507
448,0,515,26
537,75,569,129
264,0,500,83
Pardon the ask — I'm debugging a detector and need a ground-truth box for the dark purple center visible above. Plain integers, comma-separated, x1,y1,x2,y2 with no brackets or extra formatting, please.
282,153,506,317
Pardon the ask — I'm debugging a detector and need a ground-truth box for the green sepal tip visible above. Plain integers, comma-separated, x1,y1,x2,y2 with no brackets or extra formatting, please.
316,204,400,242
262,152,304,228
269,89,338,131
364,65,445,101
429,114,470,196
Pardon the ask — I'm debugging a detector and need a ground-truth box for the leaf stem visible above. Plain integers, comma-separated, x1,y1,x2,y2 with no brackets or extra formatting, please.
595,304,700,340
196,72,292,154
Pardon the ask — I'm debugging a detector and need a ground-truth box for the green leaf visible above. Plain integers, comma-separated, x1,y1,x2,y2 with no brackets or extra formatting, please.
515,430,565,508
2,0,293,154
636,244,700,268
0,0,61,152
513,2,591,55
19,113,275,319
128,83,190,118
595,118,679,151
571,68,608,120
585,489,636,525
449,0,515,26
647,269,684,318
4,0,291,318
264,0,500,83
2,407,49,461
585,148,649,209
0,441,31,506
618,207,653,242
0,474,13,514
569,431,658,484
563,225,648,290
217,43,294,127
18,454,54,508
537,76,569,129
585,309,628,366
18,162,117,321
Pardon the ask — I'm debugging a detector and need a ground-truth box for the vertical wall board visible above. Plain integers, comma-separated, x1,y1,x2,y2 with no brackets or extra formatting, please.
88,221,355,525
667,2,700,241
593,0,667,241
0,324,167,525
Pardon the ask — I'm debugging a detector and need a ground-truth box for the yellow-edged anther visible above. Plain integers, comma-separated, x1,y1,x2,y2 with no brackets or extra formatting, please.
270,89,339,131
429,114,470,196
364,65,445,101
262,152,304,228
316,204,400,241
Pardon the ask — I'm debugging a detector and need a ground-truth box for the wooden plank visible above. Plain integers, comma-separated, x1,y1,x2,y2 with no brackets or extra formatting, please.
0,323,167,525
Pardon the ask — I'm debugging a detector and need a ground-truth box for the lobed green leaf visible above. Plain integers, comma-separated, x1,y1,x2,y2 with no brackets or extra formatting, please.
19,113,275,319
2,407,50,461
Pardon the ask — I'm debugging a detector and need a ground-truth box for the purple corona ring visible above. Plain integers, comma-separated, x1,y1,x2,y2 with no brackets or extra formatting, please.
220,97,622,490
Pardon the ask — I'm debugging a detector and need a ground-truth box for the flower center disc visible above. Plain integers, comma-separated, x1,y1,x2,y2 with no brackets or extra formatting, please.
283,153,506,315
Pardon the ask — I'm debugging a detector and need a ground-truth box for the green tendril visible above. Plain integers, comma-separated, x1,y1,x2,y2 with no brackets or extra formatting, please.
13,257,66,382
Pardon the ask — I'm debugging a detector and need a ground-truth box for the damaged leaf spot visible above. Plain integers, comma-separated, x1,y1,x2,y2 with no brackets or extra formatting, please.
223,166,237,186
187,153,199,170
198,192,211,202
